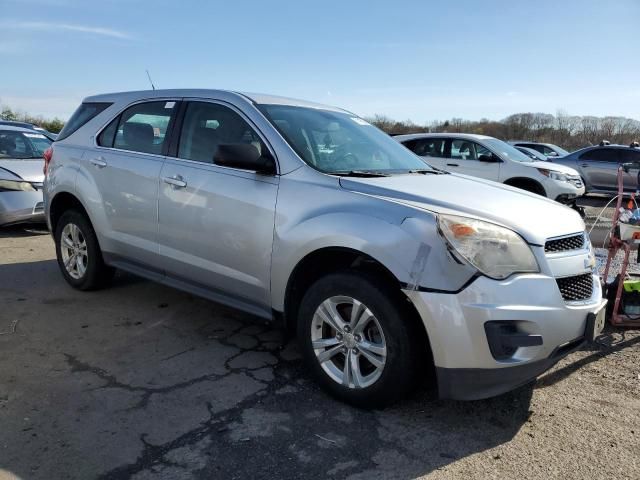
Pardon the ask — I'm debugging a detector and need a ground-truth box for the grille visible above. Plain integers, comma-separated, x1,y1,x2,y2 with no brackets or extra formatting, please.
545,233,585,253
556,273,593,302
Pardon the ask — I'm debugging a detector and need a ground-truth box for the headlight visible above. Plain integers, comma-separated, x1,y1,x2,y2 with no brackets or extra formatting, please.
537,168,568,182
0,179,36,192
438,214,539,280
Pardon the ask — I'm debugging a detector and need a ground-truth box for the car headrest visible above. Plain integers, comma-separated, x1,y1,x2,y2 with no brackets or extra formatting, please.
123,122,154,151
193,126,219,142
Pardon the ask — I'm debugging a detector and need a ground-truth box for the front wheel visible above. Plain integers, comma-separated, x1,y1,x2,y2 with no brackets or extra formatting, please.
297,272,420,408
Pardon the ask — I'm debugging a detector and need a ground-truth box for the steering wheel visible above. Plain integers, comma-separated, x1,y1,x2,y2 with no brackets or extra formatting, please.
339,152,360,167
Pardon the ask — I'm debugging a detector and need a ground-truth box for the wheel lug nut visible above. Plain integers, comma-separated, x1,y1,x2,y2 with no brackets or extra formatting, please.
354,334,361,342
336,333,343,340
353,348,358,354
343,326,350,332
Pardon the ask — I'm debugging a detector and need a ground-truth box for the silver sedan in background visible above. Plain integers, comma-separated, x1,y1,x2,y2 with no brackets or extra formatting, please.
0,126,50,226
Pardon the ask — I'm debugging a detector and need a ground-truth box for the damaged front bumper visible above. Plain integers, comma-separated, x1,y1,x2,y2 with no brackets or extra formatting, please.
404,273,605,400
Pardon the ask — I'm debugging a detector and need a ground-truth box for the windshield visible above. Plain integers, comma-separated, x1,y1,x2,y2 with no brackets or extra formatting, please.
258,104,434,174
485,138,535,163
552,145,570,156
517,147,547,161
0,130,52,159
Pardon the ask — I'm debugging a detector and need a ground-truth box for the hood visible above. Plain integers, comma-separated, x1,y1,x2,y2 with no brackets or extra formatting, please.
0,159,45,183
519,160,579,176
339,173,584,245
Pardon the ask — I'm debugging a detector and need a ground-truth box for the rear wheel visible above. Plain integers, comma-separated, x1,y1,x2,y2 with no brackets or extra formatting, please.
297,272,419,408
54,210,114,290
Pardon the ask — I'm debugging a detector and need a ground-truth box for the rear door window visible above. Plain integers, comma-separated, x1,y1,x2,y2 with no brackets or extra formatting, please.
404,138,445,157
112,101,177,155
580,148,621,162
57,102,112,141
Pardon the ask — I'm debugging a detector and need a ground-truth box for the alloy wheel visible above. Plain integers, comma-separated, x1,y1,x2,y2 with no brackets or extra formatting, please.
310,295,387,389
60,223,88,280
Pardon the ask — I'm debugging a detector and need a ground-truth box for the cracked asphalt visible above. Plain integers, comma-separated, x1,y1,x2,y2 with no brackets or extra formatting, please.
1,224,639,479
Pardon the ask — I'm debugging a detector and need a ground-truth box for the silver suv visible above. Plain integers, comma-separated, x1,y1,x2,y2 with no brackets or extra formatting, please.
44,89,606,407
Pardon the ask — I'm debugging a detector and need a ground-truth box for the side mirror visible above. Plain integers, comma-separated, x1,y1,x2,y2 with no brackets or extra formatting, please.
547,151,559,157
214,144,276,174
478,153,500,163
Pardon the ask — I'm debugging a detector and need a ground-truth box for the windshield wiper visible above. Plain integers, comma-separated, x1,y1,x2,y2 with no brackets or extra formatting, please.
332,170,390,177
408,168,448,175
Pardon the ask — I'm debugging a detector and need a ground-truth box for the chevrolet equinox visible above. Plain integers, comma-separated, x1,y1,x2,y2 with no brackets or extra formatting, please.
44,89,606,407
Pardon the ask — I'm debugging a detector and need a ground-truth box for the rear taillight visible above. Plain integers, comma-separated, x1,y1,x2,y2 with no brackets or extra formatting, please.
43,147,53,175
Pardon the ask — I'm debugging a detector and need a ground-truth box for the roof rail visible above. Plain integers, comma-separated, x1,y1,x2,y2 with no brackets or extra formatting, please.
631,141,640,148
599,140,610,146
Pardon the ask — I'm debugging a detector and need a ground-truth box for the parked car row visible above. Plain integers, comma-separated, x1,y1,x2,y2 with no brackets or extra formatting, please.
41,89,606,407
508,139,640,194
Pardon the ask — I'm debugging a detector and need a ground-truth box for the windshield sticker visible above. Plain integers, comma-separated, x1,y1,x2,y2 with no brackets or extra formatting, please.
164,101,175,109
23,133,47,139
351,117,371,126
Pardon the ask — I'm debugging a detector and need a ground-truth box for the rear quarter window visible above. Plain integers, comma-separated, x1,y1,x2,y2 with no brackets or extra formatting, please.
57,102,112,141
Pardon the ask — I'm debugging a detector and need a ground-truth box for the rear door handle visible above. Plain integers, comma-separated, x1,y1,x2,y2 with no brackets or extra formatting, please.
446,163,459,167
90,157,107,168
163,175,187,188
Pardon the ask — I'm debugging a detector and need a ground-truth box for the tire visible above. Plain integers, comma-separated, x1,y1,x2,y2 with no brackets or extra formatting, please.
54,209,114,290
505,180,546,197
297,271,420,408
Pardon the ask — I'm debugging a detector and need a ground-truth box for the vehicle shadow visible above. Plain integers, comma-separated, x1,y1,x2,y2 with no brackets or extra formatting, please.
0,223,49,238
535,326,640,390
0,259,533,479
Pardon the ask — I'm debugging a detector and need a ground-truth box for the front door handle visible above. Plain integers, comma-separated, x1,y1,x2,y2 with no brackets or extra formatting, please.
90,157,107,168
581,163,589,168
446,163,459,167
163,175,187,188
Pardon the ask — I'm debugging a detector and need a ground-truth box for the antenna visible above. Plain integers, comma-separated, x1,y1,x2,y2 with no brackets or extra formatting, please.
145,69,156,90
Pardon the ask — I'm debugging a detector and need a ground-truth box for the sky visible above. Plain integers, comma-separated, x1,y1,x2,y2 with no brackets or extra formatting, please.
1,0,639,123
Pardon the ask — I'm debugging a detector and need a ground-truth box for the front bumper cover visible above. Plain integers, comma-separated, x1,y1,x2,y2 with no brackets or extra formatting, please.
436,333,585,400
405,271,605,401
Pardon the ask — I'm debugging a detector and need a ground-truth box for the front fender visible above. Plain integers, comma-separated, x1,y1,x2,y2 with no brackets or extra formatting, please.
270,210,477,311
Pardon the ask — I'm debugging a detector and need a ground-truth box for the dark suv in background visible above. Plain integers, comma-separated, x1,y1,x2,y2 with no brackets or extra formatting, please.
551,144,640,193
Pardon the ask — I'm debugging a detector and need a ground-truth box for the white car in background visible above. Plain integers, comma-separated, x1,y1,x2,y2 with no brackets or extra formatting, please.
395,133,584,204
0,125,50,226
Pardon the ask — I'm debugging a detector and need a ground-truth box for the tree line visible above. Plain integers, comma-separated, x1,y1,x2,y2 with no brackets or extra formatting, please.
366,111,640,151
0,105,65,133
2,102,639,151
